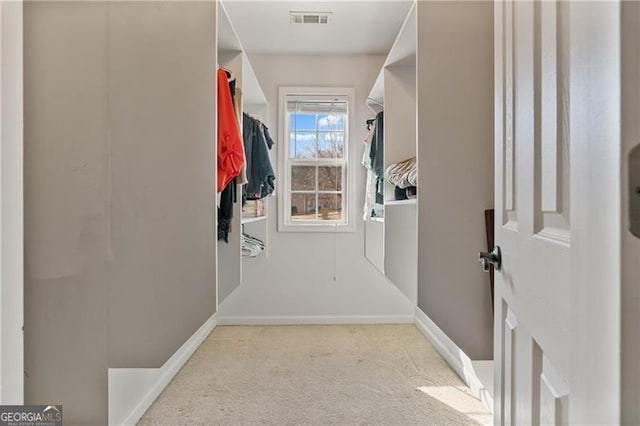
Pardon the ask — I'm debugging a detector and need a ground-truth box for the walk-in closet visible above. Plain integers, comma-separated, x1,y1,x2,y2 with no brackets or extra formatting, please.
21,1,495,424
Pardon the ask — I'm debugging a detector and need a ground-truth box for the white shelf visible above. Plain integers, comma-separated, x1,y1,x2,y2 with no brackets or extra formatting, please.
242,216,267,225
217,0,270,306
242,54,267,108
385,199,416,206
384,2,417,68
218,1,242,52
364,1,418,300
366,1,417,114
367,70,385,113
219,1,267,110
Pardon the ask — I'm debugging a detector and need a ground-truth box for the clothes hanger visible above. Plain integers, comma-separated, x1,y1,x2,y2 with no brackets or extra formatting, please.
366,119,376,131
243,112,264,124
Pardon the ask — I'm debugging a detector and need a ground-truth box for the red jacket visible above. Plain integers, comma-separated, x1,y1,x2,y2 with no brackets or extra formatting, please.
217,68,244,192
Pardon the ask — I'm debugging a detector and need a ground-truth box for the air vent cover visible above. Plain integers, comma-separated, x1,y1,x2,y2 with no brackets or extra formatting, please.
290,12,331,24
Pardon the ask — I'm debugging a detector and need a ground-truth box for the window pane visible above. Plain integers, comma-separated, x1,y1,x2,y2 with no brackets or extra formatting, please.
284,93,350,228
291,166,316,191
318,166,342,191
291,193,317,220
289,132,316,158
291,113,316,131
318,132,344,158
318,194,342,221
317,114,345,130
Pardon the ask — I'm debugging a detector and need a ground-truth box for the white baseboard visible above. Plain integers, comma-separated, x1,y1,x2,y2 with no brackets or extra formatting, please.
108,315,217,426
216,314,415,325
414,307,494,412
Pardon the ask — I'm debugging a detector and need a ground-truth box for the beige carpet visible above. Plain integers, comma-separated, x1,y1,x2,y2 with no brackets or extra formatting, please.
139,325,492,425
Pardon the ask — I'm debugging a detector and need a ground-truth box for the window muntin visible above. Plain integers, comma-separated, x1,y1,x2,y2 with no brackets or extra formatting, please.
281,90,353,231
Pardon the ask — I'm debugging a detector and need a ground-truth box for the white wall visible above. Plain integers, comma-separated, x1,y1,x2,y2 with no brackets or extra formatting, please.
217,54,415,321
0,0,24,404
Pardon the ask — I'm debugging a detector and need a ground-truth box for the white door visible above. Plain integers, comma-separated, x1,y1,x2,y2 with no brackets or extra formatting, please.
494,1,621,424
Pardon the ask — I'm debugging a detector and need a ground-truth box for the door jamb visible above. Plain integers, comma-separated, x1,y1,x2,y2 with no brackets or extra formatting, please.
0,0,24,404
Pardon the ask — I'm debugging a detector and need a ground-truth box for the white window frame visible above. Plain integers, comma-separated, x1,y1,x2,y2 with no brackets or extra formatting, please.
278,87,356,233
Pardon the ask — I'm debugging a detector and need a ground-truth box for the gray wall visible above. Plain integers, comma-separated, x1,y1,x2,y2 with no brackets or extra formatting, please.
416,1,495,360
622,2,640,423
24,2,216,424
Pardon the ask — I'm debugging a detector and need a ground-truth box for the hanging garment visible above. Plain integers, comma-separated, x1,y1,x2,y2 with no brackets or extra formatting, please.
262,122,275,149
362,122,375,169
234,87,248,186
243,113,276,201
369,111,385,204
218,177,237,243
362,122,382,220
217,68,244,192
217,69,243,242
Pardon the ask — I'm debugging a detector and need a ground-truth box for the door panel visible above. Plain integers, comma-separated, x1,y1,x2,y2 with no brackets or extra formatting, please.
495,0,571,424
534,0,571,243
501,305,517,425
537,351,569,426
503,0,516,227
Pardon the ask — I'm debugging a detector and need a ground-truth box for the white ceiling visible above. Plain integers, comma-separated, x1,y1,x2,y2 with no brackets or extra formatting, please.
222,1,414,55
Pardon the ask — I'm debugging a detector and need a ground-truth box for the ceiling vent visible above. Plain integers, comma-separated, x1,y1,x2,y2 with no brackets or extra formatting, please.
290,12,331,24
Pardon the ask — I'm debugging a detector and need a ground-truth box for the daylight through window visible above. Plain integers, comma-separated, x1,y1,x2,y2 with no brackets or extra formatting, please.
282,92,351,229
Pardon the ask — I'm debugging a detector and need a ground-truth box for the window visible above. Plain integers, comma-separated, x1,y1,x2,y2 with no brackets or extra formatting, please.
278,87,355,232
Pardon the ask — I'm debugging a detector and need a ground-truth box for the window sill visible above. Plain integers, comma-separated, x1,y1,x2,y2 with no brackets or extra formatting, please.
278,222,356,233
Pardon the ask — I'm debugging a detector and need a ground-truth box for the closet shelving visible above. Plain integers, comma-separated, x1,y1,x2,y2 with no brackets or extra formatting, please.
385,199,416,206
364,2,417,304
217,1,270,307
241,216,267,225
365,0,496,365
